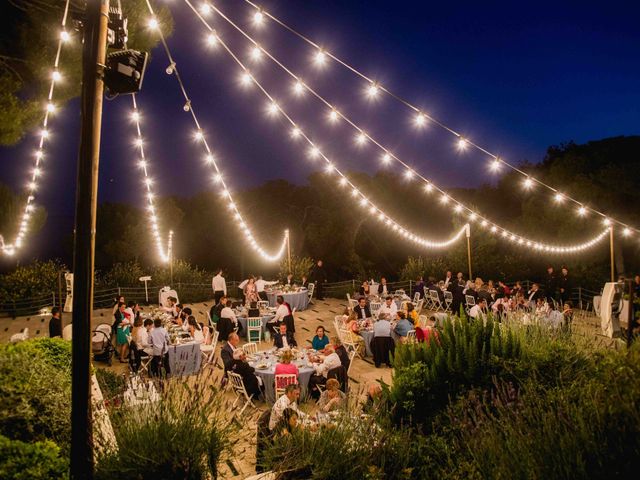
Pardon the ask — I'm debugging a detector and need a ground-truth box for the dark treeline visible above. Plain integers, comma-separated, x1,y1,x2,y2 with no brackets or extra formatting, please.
89,136,639,289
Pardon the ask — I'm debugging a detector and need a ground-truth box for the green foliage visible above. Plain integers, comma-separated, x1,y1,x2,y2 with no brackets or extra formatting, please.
399,256,428,282
95,368,126,404
96,378,235,480
279,254,314,281
0,434,67,480
0,259,65,303
0,339,71,453
97,261,146,287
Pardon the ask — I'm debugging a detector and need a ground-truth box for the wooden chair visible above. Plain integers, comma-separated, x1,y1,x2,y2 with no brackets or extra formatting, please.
242,342,258,356
274,373,298,399
247,317,263,343
443,291,453,313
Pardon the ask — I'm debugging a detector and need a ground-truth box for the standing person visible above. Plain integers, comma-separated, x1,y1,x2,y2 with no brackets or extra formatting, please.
544,266,557,303
149,317,170,376
113,302,131,363
49,306,63,338
212,269,227,305
244,277,259,304
310,259,327,300
558,266,572,306
256,275,277,301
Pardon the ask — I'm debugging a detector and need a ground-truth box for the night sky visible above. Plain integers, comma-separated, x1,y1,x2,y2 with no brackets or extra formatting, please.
1,0,638,261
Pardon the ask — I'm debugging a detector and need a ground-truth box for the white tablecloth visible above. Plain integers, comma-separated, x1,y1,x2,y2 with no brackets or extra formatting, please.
266,290,310,311
167,342,201,376
159,287,178,307
249,354,314,403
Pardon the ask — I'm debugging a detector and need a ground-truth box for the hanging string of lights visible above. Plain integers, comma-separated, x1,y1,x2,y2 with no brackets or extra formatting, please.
233,0,638,237
0,0,72,256
181,1,477,250
130,94,169,262
183,1,611,254
145,0,288,262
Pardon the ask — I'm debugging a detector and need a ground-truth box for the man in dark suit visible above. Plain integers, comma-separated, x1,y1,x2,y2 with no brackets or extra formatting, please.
544,266,557,303
273,323,297,349
377,277,390,296
310,259,327,300
231,349,262,399
353,297,371,320
221,332,240,376
527,283,544,304
49,306,62,338
558,266,572,306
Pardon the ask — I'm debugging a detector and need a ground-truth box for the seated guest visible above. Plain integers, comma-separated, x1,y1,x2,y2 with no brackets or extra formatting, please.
248,301,260,318
149,317,170,376
393,311,413,339
188,315,204,342
308,345,342,399
271,295,291,325
492,296,511,315
272,408,300,438
134,318,154,355
231,349,262,400
317,378,346,413
373,316,392,338
354,297,371,320
359,281,371,296
535,297,550,316
377,296,398,320
275,350,299,384
463,280,477,299
218,298,240,337
162,296,177,315
331,336,350,370
300,275,309,289
497,281,511,297
178,307,192,331
406,302,419,326
416,316,440,344
511,281,524,297
345,311,362,334
527,283,544,304
414,276,425,299
311,326,330,350
274,323,297,349
221,332,240,377
469,298,488,320
377,277,390,296
269,384,306,430
284,273,294,286
209,296,226,325
49,306,62,338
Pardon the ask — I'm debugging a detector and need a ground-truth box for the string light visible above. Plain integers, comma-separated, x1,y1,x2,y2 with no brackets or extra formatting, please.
414,112,426,127
457,137,468,151
523,177,533,189
206,33,218,47
313,49,327,66
236,0,640,237
366,82,380,98
253,10,264,25
292,80,305,96
147,17,159,29
328,109,339,123
130,95,167,261
185,0,612,254
146,1,287,261
1,0,71,256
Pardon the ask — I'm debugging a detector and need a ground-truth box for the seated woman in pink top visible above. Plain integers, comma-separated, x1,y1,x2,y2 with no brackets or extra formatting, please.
274,350,299,388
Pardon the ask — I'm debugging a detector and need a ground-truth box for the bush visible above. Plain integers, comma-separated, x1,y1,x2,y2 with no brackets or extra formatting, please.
399,256,428,282
95,368,126,405
97,261,146,287
0,434,67,480
95,374,235,480
0,259,67,315
279,255,314,283
0,339,71,452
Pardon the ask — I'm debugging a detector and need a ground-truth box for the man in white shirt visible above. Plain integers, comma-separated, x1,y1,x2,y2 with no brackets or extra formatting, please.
220,303,238,326
313,346,342,377
443,271,453,290
212,269,227,304
256,276,277,301
269,384,306,430
271,295,290,324
469,298,488,320
373,317,392,337
377,296,398,320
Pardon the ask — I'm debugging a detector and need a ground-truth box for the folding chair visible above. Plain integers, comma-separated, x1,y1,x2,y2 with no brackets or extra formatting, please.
370,301,382,319
229,372,256,416
465,295,476,314
341,329,364,359
242,342,258,356
443,291,453,313
394,289,405,296
274,373,298,399
429,290,443,312
415,299,425,314
200,329,219,368
205,310,214,329
307,283,315,302
423,288,434,310
418,315,428,328
257,300,270,310
413,292,420,304
247,317,263,343
347,349,357,376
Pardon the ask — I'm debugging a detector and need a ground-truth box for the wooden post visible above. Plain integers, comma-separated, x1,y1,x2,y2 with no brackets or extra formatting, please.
609,226,615,282
286,229,291,275
465,224,472,280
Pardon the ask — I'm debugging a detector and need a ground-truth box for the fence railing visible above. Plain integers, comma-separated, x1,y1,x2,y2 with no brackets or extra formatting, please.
0,278,602,317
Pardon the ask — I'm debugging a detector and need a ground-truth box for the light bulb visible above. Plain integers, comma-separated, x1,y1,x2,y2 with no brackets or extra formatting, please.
253,11,264,25
166,62,175,75
52,70,61,82
240,72,252,86
309,147,321,158
131,111,140,121
603,218,611,226
267,101,279,115
404,170,414,180
454,204,463,213
367,83,379,98
206,34,218,46
33,168,41,177
355,132,367,145
46,103,55,113
440,194,449,204
490,159,501,171
325,163,334,174
138,160,147,169
41,129,49,139
291,127,301,138
314,49,327,66
359,197,368,206
200,3,212,15
423,183,433,192
250,46,262,61
183,100,191,111
554,193,564,203
328,110,339,122
135,137,143,147
35,150,43,159
382,153,391,164
457,137,468,151
623,228,632,237
213,174,223,183
577,206,587,216
194,130,204,141
523,177,533,189
339,177,348,186
414,112,426,127
60,30,70,42
148,18,159,30
293,81,305,96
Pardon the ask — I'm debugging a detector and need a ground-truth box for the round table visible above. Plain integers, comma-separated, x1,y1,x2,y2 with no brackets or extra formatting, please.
249,355,315,403
266,290,310,311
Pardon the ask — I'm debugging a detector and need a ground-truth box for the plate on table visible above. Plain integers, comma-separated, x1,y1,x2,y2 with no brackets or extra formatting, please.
256,363,269,370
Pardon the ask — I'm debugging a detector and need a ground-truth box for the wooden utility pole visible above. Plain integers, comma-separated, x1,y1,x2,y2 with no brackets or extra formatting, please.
609,226,615,282
465,224,472,280
70,0,109,478
286,229,291,274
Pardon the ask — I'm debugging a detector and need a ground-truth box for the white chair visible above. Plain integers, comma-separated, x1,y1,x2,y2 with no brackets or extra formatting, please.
347,349,357,376
413,292,420,304
341,329,363,359
443,291,453,313
247,317,263,343
274,373,298,399
394,289,405,296
346,293,358,310
62,324,73,340
228,372,256,416
200,329,219,367
307,283,315,301
400,300,411,311
418,315,429,329
423,288,434,310
205,311,214,329
370,302,382,319
429,290,443,312
10,327,29,343
406,330,417,343
242,342,258,356
257,301,270,310
415,299,425,314
465,295,476,314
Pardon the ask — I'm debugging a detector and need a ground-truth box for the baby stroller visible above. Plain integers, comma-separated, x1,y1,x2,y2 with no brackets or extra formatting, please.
92,323,115,366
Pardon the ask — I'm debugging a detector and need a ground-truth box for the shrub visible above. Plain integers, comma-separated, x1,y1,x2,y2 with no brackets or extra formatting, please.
279,255,314,282
0,434,67,480
95,374,235,480
95,368,126,405
98,261,146,287
399,256,428,282
0,339,72,452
